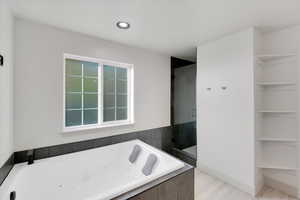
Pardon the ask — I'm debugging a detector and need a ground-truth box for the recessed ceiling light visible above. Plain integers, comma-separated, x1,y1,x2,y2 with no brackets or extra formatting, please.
116,21,130,29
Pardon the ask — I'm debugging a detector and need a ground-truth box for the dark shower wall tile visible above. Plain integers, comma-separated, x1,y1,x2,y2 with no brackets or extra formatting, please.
161,127,174,153
110,132,137,145
0,154,14,186
72,139,95,152
35,147,49,160
14,126,173,163
93,136,112,148
48,142,76,157
14,150,27,163
137,129,162,149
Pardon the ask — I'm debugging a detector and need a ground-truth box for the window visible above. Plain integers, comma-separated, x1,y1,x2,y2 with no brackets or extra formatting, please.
63,54,134,132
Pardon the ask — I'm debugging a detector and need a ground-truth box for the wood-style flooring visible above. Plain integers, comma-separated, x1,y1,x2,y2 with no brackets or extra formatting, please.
195,168,297,200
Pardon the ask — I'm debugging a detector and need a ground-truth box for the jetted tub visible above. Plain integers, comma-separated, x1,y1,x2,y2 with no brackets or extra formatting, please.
0,140,185,200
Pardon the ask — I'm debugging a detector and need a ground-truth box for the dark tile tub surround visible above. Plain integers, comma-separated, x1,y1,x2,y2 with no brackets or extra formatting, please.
0,155,14,185
14,126,173,163
172,148,197,166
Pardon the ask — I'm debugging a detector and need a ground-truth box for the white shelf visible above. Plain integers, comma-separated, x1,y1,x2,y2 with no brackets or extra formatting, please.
257,165,298,171
256,54,296,62
257,138,298,142
256,81,296,86
257,110,297,113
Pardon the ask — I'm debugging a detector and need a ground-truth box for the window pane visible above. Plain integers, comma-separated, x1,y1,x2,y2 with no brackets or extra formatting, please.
66,93,81,109
116,67,128,120
117,94,127,107
117,80,127,94
104,94,115,107
117,108,127,120
66,77,82,92
116,67,127,94
84,78,97,92
103,65,115,79
83,61,98,77
116,67,127,80
66,110,82,126
104,108,115,122
66,59,82,76
103,65,116,122
104,79,115,94
103,65,115,94
84,94,97,109
83,109,98,125
103,65,129,122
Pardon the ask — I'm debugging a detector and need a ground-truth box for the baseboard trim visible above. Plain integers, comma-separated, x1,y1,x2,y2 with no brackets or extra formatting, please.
255,176,264,196
264,176,298,198
197,162,255,196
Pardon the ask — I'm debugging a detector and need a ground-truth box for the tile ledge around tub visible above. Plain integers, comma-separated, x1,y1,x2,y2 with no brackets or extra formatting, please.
0,154,14,186
14,126,173,164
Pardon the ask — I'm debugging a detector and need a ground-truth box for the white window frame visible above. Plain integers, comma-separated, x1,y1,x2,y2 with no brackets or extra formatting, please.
63,53,134,132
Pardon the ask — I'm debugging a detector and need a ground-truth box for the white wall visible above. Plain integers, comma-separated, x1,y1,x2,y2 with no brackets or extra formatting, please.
174,64,196,124
197,28,256,194
262,26,300,53
14,19,170,151
0,0,14,166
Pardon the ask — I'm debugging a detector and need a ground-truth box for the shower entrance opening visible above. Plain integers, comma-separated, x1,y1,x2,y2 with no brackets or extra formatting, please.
171,57,197,166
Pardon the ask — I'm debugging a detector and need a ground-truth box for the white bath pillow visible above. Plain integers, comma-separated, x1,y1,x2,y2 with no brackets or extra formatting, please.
129,145,142,163
142,154,158,176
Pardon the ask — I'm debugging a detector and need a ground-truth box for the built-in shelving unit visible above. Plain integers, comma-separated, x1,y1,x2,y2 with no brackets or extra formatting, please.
256,54,296,62
257,110,297,113
257,138,298,142
258,165,298,170
255,48,298,197
256,81,296,86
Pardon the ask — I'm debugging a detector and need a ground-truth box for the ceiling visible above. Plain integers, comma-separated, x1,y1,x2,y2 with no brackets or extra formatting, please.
10,0,300,60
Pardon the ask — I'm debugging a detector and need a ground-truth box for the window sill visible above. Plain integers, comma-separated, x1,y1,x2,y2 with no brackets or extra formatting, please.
62,121,135,133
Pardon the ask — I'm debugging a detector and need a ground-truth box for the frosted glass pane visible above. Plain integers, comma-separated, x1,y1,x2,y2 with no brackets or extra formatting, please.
84,78,97,92
84,94,97,108
103,65,115,79
66,94,81,109
66,77,82,92
116,67,127,80
83,61,98,77
104,108,115,122
66,59,82,76
66,110,82,126
104,94,115,107
117,80,127,94
117,95,127,107
103,65,129,122
104,79,115,94
83,109,98,124
117,108,127,120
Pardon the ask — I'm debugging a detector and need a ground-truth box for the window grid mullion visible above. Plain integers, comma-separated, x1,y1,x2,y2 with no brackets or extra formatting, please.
114,67,117,121
81,63,84,125
98,62,103,125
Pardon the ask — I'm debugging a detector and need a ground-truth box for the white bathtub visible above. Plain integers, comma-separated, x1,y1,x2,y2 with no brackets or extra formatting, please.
0,140,184,200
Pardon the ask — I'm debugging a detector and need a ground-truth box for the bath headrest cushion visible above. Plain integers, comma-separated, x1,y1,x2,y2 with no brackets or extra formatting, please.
129,145,142,163
142,154,158,176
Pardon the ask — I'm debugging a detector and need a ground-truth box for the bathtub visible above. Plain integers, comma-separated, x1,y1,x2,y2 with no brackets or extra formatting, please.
0,140,185,200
